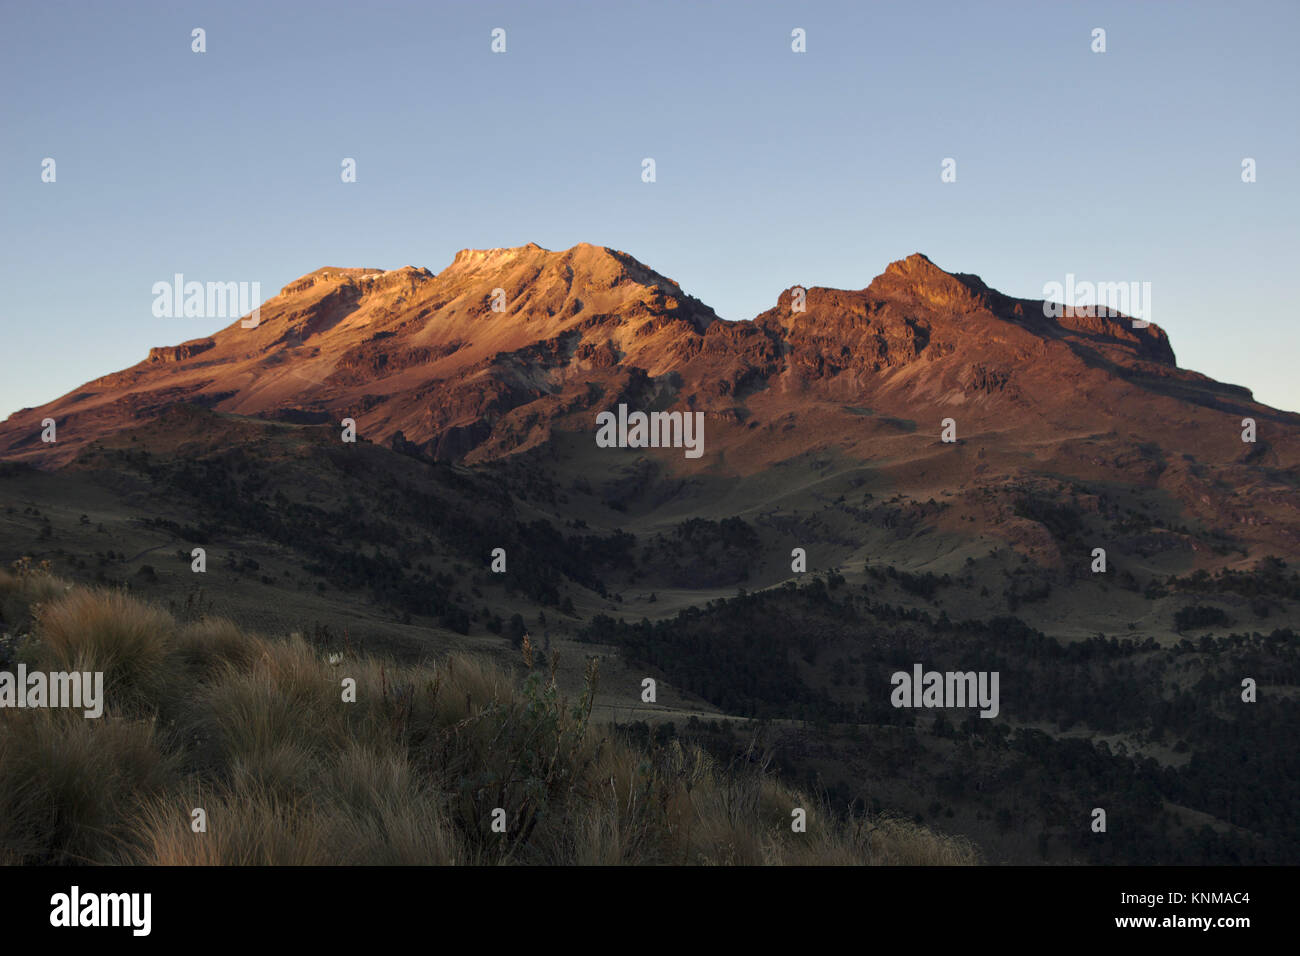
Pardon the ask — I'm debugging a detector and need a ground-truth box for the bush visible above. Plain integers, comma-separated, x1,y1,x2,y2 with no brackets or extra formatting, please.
32,587,173,709
1174,605,1229,633
0,557,71,634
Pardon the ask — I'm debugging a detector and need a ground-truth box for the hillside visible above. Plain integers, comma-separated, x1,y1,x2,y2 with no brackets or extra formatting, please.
0,567,975,865
4,245,1297,560
2,247,1298,864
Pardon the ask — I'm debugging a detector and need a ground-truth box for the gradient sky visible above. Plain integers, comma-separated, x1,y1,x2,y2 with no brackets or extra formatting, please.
2,0,1297,420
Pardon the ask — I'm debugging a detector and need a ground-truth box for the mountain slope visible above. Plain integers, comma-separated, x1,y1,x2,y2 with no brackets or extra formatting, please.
3,247,1300,866
4,244,1296,556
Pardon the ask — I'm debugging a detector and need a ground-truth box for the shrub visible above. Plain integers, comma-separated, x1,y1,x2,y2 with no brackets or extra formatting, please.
1174,605,1229,633
32,587,173,709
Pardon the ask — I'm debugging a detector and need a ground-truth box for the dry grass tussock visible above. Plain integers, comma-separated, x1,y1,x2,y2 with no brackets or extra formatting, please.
0,566,978,865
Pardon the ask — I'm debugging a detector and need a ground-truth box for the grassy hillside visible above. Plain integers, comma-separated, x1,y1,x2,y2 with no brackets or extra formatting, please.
0,562,974,866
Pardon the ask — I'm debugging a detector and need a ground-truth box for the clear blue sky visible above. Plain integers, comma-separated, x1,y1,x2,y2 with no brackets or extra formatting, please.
2,0,1297,418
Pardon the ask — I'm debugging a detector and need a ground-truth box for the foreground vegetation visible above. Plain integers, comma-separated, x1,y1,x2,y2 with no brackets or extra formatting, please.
0,563,974,865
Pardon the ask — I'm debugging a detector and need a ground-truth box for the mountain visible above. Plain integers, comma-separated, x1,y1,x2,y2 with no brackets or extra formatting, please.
3,244,1298,554
0,243,716,465
4,246,1300,865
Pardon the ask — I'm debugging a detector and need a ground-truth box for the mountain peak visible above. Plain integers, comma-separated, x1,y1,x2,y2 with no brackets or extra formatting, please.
447,243,546,271
869,253,991,313
437,242,696,307
884,251,941,275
